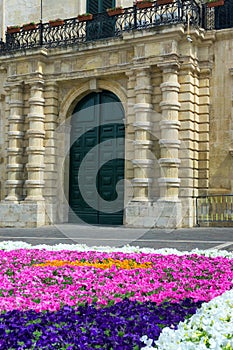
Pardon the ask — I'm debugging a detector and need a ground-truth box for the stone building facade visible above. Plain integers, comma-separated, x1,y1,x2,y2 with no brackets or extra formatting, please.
0,0,232,228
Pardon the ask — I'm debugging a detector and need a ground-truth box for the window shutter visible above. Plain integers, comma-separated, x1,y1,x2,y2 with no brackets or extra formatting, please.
102,0,115,10
87,0,115,14
87,0,99,14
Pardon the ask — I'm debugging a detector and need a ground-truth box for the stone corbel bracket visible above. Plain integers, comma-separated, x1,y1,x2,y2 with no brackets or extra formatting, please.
229,150,233,157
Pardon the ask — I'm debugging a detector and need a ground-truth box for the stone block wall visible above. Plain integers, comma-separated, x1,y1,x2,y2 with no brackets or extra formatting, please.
209,29,233,194
0,18,232,227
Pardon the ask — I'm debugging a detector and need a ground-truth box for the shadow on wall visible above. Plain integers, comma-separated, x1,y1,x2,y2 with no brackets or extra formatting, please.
209,154,233,192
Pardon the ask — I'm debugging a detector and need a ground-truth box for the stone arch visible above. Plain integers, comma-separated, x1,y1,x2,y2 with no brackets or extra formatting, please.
59,79,127,124
58,78,128,224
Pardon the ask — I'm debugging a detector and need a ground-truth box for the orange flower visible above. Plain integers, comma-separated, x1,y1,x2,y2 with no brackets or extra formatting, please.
34,258,152,270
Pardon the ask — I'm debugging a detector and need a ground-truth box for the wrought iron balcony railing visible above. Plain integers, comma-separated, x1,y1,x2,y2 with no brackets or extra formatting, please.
0,0,232,54
0,0,201,54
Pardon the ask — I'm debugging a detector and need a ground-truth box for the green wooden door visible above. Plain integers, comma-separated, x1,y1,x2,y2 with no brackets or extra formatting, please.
69,91,125,225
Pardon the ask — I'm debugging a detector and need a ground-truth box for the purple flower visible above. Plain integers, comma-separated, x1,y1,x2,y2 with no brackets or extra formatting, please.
0,298,202,349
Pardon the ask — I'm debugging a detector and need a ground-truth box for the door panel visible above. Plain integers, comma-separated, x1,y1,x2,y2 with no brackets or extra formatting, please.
69,128,99,224
69,91,125,225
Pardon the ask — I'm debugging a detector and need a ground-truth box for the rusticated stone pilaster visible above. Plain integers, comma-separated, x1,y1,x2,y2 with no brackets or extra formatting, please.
158,62,181,201
43,81,59,222
132,67,153,201
25,79,45,202
124,70,136,206
5,82,24,202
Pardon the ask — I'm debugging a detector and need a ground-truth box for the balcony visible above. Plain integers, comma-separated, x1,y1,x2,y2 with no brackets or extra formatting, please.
0,0,232,54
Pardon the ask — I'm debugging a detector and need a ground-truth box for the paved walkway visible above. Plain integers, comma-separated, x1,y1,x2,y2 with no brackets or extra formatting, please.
0,224,232,251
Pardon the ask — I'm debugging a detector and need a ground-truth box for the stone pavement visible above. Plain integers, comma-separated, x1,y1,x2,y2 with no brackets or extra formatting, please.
0,224,233,251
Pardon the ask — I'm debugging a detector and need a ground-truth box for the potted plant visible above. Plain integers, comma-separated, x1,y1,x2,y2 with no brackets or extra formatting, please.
106,6,124,16
22,22,37,31
135,0,154,9
7,25,20,34
207,0,224,7
77,13,93,22
49,18,64,27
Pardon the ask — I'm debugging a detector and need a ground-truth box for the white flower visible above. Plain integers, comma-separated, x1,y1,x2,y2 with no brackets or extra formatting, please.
150,289,233,350
140,335,156,349
1,241,233,260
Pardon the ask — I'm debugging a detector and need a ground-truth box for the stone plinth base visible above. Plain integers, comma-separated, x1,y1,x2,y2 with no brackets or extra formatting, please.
0,202,46,228
125,200,182,228
180,197,195,228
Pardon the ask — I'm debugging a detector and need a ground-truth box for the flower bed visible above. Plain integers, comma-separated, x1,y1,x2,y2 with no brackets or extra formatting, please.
0,242,233,349
0,299,202,349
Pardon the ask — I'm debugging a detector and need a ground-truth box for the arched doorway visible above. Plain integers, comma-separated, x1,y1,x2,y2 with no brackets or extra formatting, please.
69,91,125,225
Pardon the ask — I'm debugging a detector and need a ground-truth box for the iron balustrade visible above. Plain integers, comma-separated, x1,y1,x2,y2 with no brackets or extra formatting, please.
0,0,201,54
196,195,233,226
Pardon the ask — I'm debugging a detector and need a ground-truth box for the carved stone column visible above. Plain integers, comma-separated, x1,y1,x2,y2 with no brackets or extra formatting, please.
25,79,45,201
132,67,153,201
43,82,59,222
158,62,181,201
5,83,24,202
153,61,182,227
